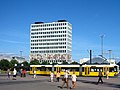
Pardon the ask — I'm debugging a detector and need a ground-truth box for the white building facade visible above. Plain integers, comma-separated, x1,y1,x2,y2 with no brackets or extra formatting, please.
30,20,72,64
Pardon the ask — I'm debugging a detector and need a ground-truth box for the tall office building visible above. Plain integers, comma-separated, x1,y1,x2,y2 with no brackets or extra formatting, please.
30,20,72,64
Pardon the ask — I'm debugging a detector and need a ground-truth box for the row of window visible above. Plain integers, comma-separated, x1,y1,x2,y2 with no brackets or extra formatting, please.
31,50,67,53
90,67,117,72
36,66,76,72
31,27,67,31
31,35,67,38
37,67,117,72
32,23,67,28
31,42,66,46
31,41,67,46
31,31,67,35
31,39,68,42
31,46,66,49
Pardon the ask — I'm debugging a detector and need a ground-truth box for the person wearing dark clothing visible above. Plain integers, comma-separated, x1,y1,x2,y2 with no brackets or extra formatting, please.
20,69,23,77
56,71,60,82
97,70,103,84
61,70,69,89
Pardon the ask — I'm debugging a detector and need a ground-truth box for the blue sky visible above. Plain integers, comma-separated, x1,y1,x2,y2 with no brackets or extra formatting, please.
0,0,120,62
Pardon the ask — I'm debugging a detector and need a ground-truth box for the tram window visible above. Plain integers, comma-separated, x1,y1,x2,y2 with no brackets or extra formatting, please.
95,69,97,72
96,69,99,72
61,67,79,72
90,67,103,72
90,67,96,72
54,67,56,71
40,67,52,71
82,67,84,72
61,67,69,71
46,68,50,71
41,68,45,71
109,67,114,72
48,67,52,71
40,66,46,71
114,66,118,72
61,69,65,72
37,67,41,70
91,69,94,72
70,67,79,71
30,67,32,71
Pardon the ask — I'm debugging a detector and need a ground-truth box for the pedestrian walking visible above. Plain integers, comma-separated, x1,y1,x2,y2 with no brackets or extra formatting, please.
61,70,69,89
97,70,103,84
56,71,60,82
33,70,36,78
106,70,109,79
23,69,26,77
20,69,23,77
50,71,54,82
71,71,77,89
7,69,11,79
13,68,17,80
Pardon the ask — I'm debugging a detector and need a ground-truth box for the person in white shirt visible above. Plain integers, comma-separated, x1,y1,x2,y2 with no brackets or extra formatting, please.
71,71,77,89
7,69,11,79
50,72,54,82
33,70,36,78
106,70,109,79
61,70,69,89
13,68,17,80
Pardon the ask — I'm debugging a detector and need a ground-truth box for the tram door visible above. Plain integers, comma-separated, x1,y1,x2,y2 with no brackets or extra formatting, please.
79,65,82,76
103,67,109,76
85,67,90,76
56,66,61,72
32,67,36,74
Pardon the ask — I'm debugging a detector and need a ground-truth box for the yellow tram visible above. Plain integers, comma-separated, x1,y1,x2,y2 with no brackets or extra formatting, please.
30,64,119,77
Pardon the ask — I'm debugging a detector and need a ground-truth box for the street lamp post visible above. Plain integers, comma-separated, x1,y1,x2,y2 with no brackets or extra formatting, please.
100,35,105,57
20,51,23,57
20,50,23,63
108,50,112,64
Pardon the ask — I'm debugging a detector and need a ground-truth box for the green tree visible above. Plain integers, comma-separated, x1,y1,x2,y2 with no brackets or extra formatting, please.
70,61,79,64
41,61,50,65
0,59,10,70
61,61,69,65
9,62,13,69
22,61,29,66
10,59,19,68
21,61,29,70
30,60,40,65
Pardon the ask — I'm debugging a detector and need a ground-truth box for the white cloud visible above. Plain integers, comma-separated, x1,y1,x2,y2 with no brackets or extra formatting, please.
0,39,29,45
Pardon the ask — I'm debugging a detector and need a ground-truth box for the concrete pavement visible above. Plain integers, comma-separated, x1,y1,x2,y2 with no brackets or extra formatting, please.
0,74,120,90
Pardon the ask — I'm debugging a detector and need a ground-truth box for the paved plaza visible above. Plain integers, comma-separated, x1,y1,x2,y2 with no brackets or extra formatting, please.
0,74,120,90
